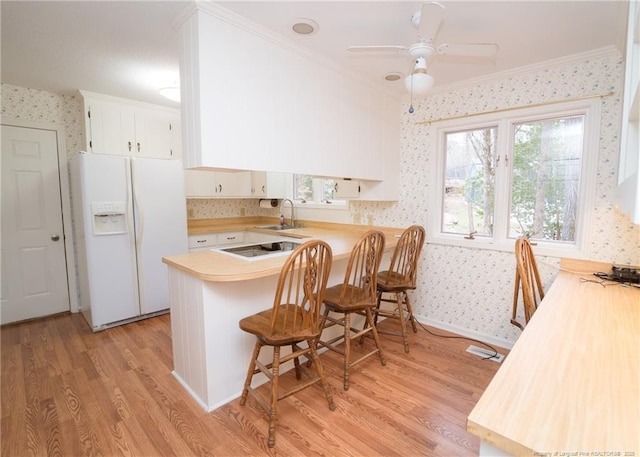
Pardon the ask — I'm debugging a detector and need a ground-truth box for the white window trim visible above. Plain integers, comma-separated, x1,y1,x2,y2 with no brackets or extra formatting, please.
293,199,350,210
427,98,601,259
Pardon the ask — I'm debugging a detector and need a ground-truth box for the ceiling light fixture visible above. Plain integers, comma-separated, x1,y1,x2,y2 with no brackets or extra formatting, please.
159,86,180,102
405,57,433,114
404,57,433,96
291,18,318,35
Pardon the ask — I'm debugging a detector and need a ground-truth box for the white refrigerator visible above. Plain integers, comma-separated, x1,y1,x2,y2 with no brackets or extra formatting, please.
70,153,188,331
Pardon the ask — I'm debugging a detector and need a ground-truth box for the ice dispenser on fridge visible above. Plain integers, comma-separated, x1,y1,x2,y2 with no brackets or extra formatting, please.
91,202,127,235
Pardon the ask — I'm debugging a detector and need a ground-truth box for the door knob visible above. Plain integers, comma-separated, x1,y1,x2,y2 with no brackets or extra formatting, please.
51,234,60,241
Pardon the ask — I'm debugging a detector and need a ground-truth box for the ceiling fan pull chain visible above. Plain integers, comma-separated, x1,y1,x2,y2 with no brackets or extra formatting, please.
408,60,415,114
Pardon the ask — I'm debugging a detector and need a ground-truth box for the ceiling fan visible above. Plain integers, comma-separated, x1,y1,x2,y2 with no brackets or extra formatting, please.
347,2,499,97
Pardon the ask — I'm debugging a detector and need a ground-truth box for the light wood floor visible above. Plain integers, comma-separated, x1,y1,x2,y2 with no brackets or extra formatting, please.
1,311,507,456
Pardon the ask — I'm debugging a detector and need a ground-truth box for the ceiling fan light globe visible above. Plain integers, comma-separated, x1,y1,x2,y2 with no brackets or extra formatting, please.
405,73,434,95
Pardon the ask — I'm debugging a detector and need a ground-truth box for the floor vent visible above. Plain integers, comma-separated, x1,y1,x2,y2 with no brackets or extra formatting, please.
466,345,504,363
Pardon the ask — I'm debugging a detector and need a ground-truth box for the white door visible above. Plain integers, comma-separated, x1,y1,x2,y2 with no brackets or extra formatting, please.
1,125,70,324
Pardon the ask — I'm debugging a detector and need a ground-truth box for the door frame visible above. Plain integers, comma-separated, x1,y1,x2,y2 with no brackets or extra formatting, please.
2,116,79,314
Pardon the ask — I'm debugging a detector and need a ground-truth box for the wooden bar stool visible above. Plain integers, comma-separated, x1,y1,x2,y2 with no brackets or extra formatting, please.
316,230,387,391
511,236,544,330
373,225,425,353
239,240,335,448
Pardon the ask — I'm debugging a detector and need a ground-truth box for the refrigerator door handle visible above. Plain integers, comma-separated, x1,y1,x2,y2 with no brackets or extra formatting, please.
128,158,144,311
130,158,144,245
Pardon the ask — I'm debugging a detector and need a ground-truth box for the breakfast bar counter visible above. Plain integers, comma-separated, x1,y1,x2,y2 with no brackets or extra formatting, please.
163,223,400,282
467,259,640,456
162,222,401,411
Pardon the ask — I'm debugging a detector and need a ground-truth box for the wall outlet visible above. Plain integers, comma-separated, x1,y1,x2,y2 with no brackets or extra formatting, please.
353,213,361,224
367,214,374,226
187,208,195,219
240,207,246,216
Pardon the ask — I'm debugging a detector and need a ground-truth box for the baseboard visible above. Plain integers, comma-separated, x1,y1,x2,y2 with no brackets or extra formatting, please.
414,315,516,351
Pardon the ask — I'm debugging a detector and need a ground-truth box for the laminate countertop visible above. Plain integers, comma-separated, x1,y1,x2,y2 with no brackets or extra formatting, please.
467,259,640,456
163,220,402,282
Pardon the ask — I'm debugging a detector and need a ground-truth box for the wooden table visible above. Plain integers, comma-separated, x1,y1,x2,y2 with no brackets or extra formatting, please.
467,259,640,456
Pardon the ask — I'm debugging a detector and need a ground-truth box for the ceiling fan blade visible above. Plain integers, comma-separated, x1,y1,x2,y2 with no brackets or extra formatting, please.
417,2,445,42
347,45,408,54
437,43,499,58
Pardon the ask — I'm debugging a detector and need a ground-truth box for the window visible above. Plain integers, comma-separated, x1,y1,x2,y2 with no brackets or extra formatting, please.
293,174,348,207
429,98,600,257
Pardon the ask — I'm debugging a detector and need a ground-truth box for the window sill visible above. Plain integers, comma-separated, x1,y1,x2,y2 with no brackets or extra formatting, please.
294,200,350,211
426,235,589,259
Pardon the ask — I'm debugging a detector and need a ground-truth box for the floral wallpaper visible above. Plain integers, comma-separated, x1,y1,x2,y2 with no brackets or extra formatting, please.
2,46,638,348
1,84,83,159
358,48,640,347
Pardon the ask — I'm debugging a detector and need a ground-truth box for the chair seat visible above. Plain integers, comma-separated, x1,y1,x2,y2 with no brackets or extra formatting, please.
323,284,377,312
376,271,415,292
240,305,319,346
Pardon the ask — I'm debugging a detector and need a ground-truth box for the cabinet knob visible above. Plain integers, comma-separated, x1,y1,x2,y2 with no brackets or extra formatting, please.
51,234,60,242
128,141,132,152
137,142,141,152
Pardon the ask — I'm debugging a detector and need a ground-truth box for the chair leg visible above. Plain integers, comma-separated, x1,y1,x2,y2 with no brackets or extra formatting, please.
395,292,410,353
267,346,281,448
343,312,352,391
403,291,418,333
308,339,336,411
365,308,386,366
373,290,382,326
292,343,302,380
240,341,262,406
308,307,331,368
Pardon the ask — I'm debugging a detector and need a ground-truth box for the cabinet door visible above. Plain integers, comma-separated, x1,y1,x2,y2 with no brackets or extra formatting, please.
216,231,244,245
85,98,135,155
135,108,179,160
251,171,287,198
332,179,360,199
216,171,252,197
184,170,218,197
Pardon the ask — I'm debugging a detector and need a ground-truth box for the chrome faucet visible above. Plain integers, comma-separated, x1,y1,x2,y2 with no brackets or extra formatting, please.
280,199,295,227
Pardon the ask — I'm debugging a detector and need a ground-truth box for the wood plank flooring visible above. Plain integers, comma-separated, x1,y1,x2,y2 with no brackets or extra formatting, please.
1,312,507,456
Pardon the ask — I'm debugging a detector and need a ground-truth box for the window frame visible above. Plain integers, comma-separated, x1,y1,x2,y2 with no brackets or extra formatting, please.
292,174,350,210
428,98,601,259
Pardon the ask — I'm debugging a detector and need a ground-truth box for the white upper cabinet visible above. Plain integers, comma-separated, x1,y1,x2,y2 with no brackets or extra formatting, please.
79,91,181,160
332,179,360,199
616,0,640,224
177,4,400,199
251,171,287,199
184,169,252,198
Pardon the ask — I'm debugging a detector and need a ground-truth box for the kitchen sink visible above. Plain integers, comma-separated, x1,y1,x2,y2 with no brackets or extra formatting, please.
256,225,296,231
217,240,303,260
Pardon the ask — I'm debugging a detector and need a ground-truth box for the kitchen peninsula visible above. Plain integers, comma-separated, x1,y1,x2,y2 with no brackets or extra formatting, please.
162,220,402,411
